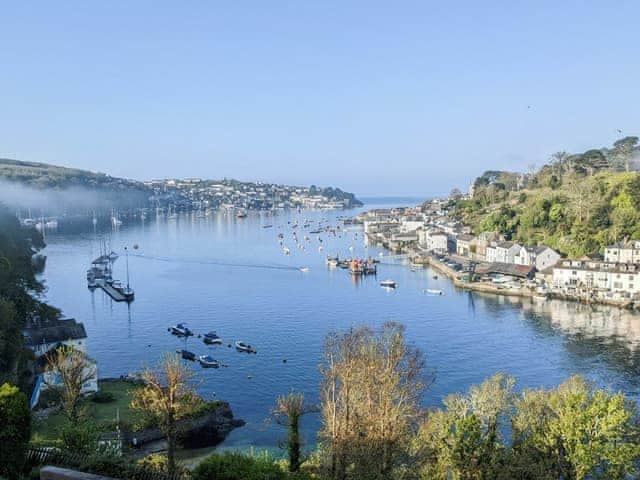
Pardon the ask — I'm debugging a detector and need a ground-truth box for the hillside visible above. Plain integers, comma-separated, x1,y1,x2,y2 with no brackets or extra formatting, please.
0,158,148,191
450,136,640,257
0,158,363,215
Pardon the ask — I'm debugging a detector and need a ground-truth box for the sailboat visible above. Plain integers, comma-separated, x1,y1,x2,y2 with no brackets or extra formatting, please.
111,210,122,227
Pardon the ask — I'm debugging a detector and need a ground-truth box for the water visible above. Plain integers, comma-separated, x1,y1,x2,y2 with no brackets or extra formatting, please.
38,198,640,454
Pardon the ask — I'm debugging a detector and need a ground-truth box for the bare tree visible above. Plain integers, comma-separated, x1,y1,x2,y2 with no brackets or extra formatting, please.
272,391,315,472
319,323,430,480
45,345,97,422
130,353,198,477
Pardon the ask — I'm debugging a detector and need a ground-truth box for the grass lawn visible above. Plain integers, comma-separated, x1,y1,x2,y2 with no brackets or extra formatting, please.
31,379,142,444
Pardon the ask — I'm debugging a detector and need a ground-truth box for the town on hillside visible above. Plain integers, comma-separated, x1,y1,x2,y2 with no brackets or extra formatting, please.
356,196,640,308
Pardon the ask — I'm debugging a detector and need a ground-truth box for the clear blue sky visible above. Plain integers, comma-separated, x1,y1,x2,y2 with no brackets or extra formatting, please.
1,1,639,196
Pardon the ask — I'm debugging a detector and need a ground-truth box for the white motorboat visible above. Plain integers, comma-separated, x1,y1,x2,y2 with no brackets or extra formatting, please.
380,279,397,288
203,331,223,345
299,267,310,273
235,341,256,353
424,289,444,296
170,323,194,336
198,355,219,368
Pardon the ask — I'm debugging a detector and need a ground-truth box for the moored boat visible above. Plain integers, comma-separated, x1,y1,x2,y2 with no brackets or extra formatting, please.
380,279,397,288
178,349,196,361
424,288,444,296
198,355,219,368
235,341,256,353
203,331,222,345
170,323,194,336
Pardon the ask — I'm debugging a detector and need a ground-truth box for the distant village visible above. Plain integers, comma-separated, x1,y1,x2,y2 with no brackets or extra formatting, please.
144,178,362,212
356,196,640,308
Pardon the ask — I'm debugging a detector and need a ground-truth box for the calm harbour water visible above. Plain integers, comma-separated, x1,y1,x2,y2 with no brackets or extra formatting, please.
39,197,640,453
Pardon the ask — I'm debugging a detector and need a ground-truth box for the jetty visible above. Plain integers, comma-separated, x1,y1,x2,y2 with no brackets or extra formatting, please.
95,279,133,302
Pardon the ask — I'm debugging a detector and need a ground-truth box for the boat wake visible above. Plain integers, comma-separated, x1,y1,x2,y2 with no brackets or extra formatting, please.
130,253,302,271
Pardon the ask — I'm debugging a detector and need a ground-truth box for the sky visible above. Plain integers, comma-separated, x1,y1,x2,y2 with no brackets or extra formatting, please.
1,1,639,196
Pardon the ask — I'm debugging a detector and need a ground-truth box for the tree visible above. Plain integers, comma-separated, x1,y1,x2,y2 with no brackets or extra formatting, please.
130,353,198,477
319,322,429,480
272,391,314,472
415,373,515,479
512,376,640,480
582,149,610,174
44,345,97,422
0,383,31,479
613,136,639,172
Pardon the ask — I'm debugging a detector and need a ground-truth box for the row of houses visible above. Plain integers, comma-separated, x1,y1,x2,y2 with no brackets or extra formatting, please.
360,201,640,300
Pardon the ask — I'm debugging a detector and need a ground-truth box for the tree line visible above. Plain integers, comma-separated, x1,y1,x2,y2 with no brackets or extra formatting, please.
454,136,640,256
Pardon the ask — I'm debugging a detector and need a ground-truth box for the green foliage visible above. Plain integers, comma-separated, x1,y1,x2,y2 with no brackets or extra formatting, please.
415,374,640,480
0,203,57,390
0,383,31,479
59,421,103,457
91,391,115,403
455,137,640,256
192,451,285,480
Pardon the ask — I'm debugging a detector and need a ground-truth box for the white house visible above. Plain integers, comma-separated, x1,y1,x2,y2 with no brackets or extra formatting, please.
494,241,521,264
24,318,98,395
604,241,640,264
425,230,450,253
515,245,561,271
552,259,640,298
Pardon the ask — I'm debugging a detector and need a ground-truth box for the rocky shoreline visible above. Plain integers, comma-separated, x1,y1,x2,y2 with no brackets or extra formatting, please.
126,401,245,450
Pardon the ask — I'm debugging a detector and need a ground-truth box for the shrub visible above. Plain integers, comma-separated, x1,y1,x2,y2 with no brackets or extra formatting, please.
0,383,31,479
192,451,285,480
91,391,115,403
59,421,102,456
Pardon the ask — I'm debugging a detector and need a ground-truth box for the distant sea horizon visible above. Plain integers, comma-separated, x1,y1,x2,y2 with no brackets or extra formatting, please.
358,195,428,208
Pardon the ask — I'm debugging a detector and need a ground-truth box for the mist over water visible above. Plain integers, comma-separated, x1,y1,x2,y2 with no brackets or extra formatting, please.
0,179,147,216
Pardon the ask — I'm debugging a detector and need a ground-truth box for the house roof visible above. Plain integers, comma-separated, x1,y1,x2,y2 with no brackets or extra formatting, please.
496,241,518,249
476,262,536,278
24,318,87,347
457,234,475,242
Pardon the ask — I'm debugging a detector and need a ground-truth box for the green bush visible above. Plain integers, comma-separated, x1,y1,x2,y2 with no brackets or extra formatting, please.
91,390,115,403
192,451,285,480
59,421,102,456
0,383,31,479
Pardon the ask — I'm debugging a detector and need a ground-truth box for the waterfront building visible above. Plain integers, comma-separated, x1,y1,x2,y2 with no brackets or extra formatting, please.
552,259,640,299
604,241,640,264
515,245,561,271
24,318,99,397
455,234,476,257
494,241,522,264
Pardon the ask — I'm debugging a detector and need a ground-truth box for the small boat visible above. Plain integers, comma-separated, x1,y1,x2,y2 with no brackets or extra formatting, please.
283,247,291,255
236,210,247,218
108,251,119,261
432,275,438,280
424,289,444,296
170,323,194,336
203,331,222,345
178,349,196,361
327,256,339,267
235,341,256,353
262,224,273,228
380,279,397,288
299,267,310,273
198,355,219,368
